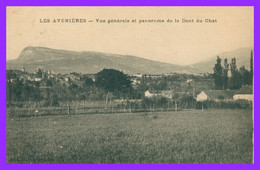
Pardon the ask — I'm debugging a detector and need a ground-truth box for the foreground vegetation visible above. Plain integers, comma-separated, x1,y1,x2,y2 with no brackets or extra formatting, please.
7,109,253,164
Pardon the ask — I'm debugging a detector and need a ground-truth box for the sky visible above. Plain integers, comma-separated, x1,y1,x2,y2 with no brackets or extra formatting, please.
6,7,253,65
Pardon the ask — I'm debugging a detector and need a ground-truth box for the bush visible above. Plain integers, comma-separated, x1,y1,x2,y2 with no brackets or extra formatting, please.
195,100,252,109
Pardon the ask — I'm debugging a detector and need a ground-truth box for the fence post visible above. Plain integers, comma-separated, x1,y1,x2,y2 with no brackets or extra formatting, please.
67,103,70,115
27,106,30,116
105,93,108,112
84,100,86,114
76,101,78,114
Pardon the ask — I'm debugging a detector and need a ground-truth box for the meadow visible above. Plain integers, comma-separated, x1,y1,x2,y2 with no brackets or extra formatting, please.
6,109,253,164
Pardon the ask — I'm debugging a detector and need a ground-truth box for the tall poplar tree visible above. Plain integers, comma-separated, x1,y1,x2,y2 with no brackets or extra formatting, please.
250,50,253,85
223,58,229,90
213,56,223,90
229,58,242,90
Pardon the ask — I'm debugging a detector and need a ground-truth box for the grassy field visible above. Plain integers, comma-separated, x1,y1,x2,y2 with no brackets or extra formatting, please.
7,109,253,164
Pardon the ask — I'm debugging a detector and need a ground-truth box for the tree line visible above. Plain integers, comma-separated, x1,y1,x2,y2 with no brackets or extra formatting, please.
6,69,139,107
213,50,253,90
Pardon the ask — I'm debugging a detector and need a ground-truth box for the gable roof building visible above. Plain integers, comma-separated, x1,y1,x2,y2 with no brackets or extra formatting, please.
145,90,157,98
233,86,253,101
145,90,174,99
196,90,236,102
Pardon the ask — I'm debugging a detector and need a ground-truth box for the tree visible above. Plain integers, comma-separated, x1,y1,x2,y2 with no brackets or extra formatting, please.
180,94,196,109
229,58,242,90
172,93,179,111
158,81,168,90
8,78,23,102
158,97,168,109
21,81,31,101
45,79,53,87
96,69,132,98
223,58,229,90
81,75,94,87
250,50,253,85
239,66,251,86
36,69,43,78
213,56,223,90
6,70,17,80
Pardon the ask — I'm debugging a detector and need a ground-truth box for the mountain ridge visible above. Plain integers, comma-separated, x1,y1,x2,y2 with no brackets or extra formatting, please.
7,46,252,75
189,48,253,73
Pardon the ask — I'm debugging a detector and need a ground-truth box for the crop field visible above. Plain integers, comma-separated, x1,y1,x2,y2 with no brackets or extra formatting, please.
7,109,253,164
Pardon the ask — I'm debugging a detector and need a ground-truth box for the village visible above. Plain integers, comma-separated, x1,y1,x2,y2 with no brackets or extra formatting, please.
6,64,253,116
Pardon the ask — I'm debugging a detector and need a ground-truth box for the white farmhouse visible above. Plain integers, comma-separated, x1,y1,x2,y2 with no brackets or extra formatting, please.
145,90,174,99
145,90,156,98
34,78,42,82
233,86,253,101
196,91,208,101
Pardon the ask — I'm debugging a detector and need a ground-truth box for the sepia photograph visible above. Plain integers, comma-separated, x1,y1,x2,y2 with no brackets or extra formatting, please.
6,6,254,164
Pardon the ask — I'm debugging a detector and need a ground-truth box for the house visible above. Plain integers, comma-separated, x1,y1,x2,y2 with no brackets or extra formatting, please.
34,78,42,82
145,90,174,99
233,86,253,101
145,90,157,98
186,79,193,83
9,78,16,83
85,74,96,82
196,90,236,102
134,73,142,78
64,77,70,82
69,74,81,81
131,79,141,85
146,74,162,78
28,76,34,81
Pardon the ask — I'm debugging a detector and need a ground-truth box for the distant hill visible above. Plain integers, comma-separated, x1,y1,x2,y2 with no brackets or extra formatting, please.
6,46,198,75
189,48,253,73
6,46,253,75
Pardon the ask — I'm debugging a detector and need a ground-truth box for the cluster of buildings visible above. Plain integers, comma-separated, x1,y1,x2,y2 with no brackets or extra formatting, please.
144,85,253,102
131,73,253,102
7,68,91,86
196,86,253,102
